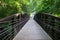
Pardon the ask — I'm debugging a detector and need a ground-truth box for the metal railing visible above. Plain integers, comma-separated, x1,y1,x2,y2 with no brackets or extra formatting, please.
34,12,60,40
0,13,29,40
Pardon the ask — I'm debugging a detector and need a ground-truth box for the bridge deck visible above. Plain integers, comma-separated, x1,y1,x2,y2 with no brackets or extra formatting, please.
13,18,52,40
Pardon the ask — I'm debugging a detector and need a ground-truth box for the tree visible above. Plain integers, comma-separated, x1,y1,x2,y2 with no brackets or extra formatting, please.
0,0,23,18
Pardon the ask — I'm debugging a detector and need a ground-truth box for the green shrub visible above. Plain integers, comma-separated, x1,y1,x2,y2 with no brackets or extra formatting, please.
0,0,23,19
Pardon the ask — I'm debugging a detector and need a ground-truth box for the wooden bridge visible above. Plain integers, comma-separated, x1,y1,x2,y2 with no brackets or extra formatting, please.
0,12,60,40
13,13,52,40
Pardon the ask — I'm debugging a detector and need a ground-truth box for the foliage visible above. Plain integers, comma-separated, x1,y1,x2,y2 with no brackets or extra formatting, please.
42,0,60,14
27,0,60,17
19,0,30,14
0,0,60,18
27,0,44,13
0,0,29,18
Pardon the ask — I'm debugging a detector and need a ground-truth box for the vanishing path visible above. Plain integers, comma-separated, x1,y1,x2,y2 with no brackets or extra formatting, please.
13,18,52,40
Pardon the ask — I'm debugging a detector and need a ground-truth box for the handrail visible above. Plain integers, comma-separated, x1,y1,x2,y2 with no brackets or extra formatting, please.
0,13,29,40
34,12,60,40
0,13,20,22
41,12,60,20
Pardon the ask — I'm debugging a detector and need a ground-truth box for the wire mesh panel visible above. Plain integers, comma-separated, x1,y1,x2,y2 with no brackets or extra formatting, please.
34,12,60,40
0,14,29,40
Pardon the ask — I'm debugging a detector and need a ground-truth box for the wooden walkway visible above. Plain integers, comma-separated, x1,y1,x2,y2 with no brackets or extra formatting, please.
13,18,52,40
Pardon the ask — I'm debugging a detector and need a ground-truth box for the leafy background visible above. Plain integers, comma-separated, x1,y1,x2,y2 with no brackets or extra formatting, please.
0,0,60,19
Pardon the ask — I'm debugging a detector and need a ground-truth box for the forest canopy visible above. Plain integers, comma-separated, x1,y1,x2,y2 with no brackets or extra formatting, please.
0,0,60,18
